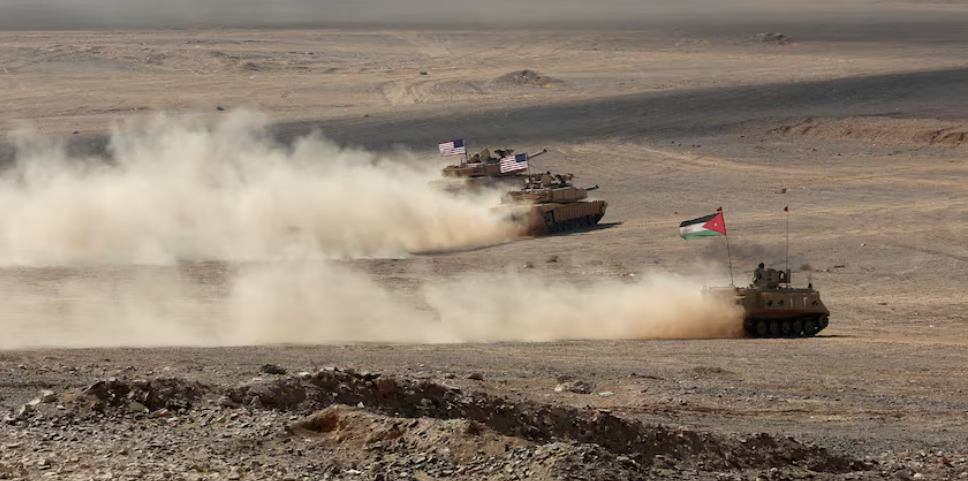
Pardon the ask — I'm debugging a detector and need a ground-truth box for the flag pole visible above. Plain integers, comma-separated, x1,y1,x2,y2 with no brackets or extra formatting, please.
720,206,734,287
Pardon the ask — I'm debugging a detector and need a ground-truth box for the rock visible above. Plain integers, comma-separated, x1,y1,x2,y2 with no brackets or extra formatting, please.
554,380,593,394
296,372,313,380
150,409,171,418
598,391,615,397
958,472,967,479
127,401,148,414
39,390,57,403
260,364,287,375
467,373,484,381
912,474,924,480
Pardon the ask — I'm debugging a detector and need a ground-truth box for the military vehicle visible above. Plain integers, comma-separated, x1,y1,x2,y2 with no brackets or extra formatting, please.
705,266,830,338
494,172,607,236
432,148,548,192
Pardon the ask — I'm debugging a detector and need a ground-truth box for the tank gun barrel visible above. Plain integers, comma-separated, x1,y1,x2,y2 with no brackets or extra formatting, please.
586,185,600,191
528,149,548,159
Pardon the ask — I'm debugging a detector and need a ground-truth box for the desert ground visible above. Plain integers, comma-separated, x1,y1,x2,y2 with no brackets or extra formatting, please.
1,3,968,480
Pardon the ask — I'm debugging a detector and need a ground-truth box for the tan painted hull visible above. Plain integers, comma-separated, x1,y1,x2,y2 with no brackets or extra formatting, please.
495,200,608,236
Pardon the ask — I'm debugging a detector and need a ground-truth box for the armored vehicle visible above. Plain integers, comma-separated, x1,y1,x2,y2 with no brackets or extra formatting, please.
433,148,548,192
705,266,829,338
494,172,607,236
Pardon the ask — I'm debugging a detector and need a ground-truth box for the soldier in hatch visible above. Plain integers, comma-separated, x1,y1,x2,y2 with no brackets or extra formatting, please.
752,262,766,284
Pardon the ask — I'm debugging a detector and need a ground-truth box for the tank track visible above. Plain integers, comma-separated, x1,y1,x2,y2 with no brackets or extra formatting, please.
536,212,605,235
743,314,829,339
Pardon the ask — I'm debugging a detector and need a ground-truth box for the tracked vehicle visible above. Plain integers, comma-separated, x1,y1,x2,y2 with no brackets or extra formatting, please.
432,148,548,192
495,172,607,236
705,267,830,338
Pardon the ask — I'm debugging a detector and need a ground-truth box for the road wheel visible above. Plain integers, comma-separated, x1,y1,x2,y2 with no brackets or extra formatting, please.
804,318,817,336
756,320,769,338
769,320,781,337
792,319,804,337
781,320,793,337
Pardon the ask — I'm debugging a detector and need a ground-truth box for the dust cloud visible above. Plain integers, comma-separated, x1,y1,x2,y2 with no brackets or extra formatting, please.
227,263,744,345
0,262,744,350
0,111,513,266
0,111,742,350
417,267,744,342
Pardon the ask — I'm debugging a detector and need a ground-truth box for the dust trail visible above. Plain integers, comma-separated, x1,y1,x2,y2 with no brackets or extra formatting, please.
0,111,514,266
418,267,744,342
0,261,743,349
0,266,223,350
0,111,741,350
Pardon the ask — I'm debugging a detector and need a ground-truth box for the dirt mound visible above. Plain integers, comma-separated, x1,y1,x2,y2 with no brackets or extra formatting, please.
493,69,565,88
59,377,213,413
223,367,860,473
284,404,656,479
34,367,861,476
767,116,968,146
749,33,794,45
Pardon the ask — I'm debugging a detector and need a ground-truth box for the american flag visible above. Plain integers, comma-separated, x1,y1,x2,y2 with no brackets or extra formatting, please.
499,153,528,173
438,139,466,156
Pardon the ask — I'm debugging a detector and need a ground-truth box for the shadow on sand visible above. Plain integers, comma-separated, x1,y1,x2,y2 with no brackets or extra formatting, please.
5,66,968,165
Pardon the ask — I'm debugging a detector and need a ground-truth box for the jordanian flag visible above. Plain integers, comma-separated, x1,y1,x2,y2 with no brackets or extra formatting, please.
679,211,727,240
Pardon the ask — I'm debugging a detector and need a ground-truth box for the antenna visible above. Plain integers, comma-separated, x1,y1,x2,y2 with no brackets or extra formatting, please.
784,205,789,284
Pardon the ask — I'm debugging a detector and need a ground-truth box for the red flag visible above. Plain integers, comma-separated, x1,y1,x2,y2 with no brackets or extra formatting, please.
716,206,722,212
784,206,788,212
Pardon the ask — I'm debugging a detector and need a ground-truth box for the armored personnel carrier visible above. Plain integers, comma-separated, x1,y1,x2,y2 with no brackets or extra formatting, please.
494,172,607,236
705,266,830,338
432,148,548,192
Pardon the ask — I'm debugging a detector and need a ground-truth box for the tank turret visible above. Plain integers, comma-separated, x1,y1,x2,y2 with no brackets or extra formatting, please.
434,148,548,193
493,171,607,236
704,265,830,338
500,172,600,205
440,148,547,179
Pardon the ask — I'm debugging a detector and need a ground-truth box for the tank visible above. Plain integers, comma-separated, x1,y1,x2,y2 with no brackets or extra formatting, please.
494,172,607,236
432,148,548,192
705,267,830,338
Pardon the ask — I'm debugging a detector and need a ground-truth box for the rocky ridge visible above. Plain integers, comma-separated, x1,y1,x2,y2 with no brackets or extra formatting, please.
1,367,965,480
